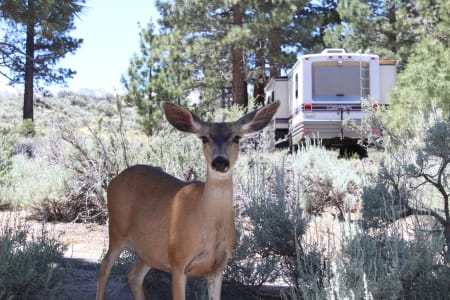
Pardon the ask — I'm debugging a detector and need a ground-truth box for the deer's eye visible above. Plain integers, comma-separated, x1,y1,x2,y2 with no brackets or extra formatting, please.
200,136,209,144
232,136,241,144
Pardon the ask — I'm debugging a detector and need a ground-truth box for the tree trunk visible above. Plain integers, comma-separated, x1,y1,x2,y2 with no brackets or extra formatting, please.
253,38,265,106
23,6,35,121
445,223,450,260
268,28,282,78
232,3,247,107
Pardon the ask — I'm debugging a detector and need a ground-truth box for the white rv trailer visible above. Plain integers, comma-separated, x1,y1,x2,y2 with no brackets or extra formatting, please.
265,49,397,149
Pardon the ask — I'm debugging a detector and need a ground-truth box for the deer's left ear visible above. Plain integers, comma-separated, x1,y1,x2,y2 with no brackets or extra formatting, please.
239,100,280,134
160,101,203,134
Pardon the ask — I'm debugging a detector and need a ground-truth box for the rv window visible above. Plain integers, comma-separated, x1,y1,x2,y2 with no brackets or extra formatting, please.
312,61,370,101
271,91,275,103
295,73,298,98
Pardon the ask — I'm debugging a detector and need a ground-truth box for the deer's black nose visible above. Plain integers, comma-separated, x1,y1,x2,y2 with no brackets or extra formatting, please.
212,156,230,172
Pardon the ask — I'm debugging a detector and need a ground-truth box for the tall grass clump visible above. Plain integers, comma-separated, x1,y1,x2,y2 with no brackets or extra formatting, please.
0,218,66,299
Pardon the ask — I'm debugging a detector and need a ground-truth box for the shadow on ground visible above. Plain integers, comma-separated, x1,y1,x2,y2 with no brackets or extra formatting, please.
60,258,283,300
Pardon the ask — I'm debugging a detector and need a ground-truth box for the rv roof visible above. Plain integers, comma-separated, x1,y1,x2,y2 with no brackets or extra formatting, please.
321,48,346,54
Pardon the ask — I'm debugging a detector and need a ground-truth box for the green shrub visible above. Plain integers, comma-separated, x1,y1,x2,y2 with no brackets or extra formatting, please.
144,122,205,181
0,219,66,299
0,128,14,208
1,155,67,208
0,129,13,171
35,96,142,223
226,153,332,299
341,229,450,299
18,119,35,137
45,121,133,223
291,141,372,220
361,118,450,255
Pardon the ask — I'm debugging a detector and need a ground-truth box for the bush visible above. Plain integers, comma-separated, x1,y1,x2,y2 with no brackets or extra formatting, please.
0,128,14,208
341,229,450,299
0,219,66,299
18,119,36,137
0,128,13,168
225,153,331,299
361,118,450,255
349,112,450,299
43,120,132,223
291,141,370,221
32,97,142,223
1,155,67,208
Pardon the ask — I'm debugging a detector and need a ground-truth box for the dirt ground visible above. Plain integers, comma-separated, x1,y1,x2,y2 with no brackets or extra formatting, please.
0,210,133,299
1,210,284,300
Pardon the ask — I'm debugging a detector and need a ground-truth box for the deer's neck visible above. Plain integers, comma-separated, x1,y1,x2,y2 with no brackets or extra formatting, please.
203,171,233,206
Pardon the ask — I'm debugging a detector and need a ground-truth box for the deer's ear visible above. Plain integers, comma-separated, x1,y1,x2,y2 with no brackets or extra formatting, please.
239,100,280,134
160,102,202,133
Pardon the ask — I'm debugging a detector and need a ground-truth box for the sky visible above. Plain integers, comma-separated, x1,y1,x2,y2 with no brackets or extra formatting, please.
57,0,160,93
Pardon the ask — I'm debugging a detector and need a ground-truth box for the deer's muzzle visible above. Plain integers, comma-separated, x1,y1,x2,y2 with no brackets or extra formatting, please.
211,157,230,173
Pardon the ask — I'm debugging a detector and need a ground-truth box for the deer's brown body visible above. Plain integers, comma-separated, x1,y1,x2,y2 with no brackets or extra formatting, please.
96,100,279,300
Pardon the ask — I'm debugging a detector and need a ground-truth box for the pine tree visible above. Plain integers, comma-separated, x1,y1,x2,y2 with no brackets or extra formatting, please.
389,0,450,121
245,0,303,105
290,0,340,54
156,0,249,106
324,0,449,127
121,22,194,135
0,0,85,121
155,0,304,107
323,0,427,69
124,0,338,130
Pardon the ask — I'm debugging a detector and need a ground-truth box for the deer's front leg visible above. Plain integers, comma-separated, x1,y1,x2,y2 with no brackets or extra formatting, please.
171,269,187,300
207,272,223,300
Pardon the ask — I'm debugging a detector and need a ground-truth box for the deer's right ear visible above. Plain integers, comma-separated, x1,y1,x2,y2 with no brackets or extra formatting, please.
239,100,280,134
160,102,202,134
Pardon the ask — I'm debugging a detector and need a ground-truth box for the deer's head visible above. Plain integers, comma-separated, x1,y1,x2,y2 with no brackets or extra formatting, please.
161,101,280,177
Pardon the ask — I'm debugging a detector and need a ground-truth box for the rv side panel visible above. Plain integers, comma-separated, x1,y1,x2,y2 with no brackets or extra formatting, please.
379,60,397,104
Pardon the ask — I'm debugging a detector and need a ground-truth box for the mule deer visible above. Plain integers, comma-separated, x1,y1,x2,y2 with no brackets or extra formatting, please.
96,100,280,300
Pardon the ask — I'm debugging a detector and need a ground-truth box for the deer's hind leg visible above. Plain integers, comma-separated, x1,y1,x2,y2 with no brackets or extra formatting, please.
96,238,127,300
127,256,151,300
